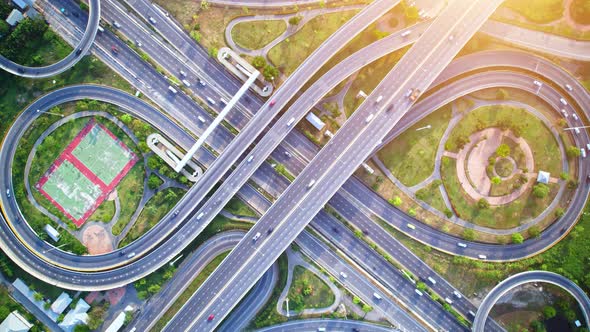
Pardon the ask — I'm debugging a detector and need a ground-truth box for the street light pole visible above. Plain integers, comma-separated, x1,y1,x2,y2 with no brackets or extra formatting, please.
416,124,431,131
286,298,290,318
43,242,68,254
564,125,590,131
36,109,64,118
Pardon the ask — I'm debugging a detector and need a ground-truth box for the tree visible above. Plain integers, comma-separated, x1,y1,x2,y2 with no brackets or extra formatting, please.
416,281,427,291
390,196,402,207
362,304,372,313
33,292,43,301
44,302,51,310
532,183,549,198
251,56,266,69
478,198,490,209
511,233,524,244
491,176,501,185
263,64,279,81
555,207,565,218
200,0,210,10
528,225,540,238
566,146,581,158
0,21,9,37
148,175,161,190
408,208,416,217
462,228,476,241
496,143,510,157
288,15,302,25
120,114,132,124
87,306,106,330
542,306,556,319
147,284,161,294
404,5,419,22
0,306,10,319
208,47,218,58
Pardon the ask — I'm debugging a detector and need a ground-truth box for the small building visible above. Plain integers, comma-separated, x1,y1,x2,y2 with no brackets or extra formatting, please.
536,171,550,184
58,299,90,332
51,292,72,315
44,224,60,242
104,305,133,332
12,0,28,11
0,311,33,332
305,112,325,132
6,9,24,27
23,7,39,19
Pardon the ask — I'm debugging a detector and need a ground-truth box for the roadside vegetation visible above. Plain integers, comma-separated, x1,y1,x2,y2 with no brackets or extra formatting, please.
503,0,563,24
0,286,45,332
249,254,289,329
119,187,186,248
231,20,286,50
284,266,335,312
378,104,452,186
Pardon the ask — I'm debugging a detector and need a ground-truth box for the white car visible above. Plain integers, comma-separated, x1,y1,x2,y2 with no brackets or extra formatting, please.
560,97,568,106
533,80,542,87
565,83,573,91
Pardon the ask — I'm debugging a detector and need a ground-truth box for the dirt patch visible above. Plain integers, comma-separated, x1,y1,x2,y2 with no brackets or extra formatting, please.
106,287,126,306
82,224,113,255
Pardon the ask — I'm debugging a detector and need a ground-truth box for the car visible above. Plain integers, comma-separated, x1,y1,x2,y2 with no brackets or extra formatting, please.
73,11,79,17
587,174,590,183
284,151,292,158
119,251,125,256
253,232,261,241
332,227,339,234
113,21,121,29
173,210,180,216
17,68,24,74
75,49,82,56
533,80,542,87
565,83,573,91
111,45,119,54
573,113,579,121
269,100,276,107
560,97,568,106
448,35,454,41
267,227,273,234
362,229,369,235
136,40,142,47
6,189,9,198
340,271,348,278
207,314,214,321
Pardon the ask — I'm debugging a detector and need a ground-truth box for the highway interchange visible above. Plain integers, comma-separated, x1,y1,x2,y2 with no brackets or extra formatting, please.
3,0,587,330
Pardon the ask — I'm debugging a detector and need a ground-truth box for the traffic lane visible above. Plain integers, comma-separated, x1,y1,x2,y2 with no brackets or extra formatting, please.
256,319,396,332
312,210,468,331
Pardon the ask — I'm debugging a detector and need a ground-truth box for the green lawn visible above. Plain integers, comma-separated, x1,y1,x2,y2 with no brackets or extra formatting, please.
152,252,229,331
267,10,358,77
284,266,335,313
88,197,116,223
112,163,145,235
231,20,287,50
503,0,563,23
446,105,563,175
119,187,186,248
0,286,45,332
223,197,258,218
441,157,559,229
378,103,452,186
415,181,447,214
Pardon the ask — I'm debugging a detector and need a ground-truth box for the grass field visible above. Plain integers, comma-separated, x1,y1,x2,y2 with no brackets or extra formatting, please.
446,105,562,175
72,123,136,185
502,0,563,24
112,163,145,235
224,197,258,218
267,10,358,77
231,20,287,50
119,187,186,248
415,182,447,214
89,199,115,223
441,156,559,229
284,266,335,312
378,103,452,186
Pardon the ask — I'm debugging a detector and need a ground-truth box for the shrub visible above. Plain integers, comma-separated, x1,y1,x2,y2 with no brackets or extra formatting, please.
478,198,490,209
496,143,510,157
288,15,302,25
511,233,524,244
491,176,501,185
444,208,453,218
555,207,565,217
543,306,556,319
566,146,581,158
408,208,417,217
528,225,540,238
389,196,402,207
532,183,549,198
462,228,476,241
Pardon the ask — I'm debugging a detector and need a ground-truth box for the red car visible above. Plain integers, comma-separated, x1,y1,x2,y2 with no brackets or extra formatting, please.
111,45,119,54
269,100,276,107
207,314,215,321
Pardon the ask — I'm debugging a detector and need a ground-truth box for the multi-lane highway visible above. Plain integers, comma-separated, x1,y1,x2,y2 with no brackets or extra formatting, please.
473,271,590,331
164,1,505,330
0,0,99,78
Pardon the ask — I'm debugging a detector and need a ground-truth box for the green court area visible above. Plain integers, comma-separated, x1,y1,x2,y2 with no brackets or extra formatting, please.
41,161,102,220
72,124,135,185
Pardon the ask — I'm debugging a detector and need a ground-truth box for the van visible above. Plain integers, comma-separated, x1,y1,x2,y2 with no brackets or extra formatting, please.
206,97,216,105
572,113,579,121
197,212,204,220
478,254,487,260
340,272,348,278
253,232,261,241
375,95,383,103
560,97,568,106
287,117,295,127
407,223,416,230
127,252,136,259
373,292,382,300
453,290,462,298
445,297,453,304
401,30,412,37
581,148,586,158
182,79,191,87
427,277,436,285
415,289,423,296
247,155,254,163
457,242,467,248
307,180,316,189
365,114,374,123
197,116,206,123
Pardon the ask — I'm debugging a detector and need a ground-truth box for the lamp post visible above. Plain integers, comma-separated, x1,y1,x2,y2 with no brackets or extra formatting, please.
36,109,64,118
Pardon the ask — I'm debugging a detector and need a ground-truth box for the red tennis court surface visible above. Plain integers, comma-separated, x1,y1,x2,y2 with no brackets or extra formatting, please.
35,119,138,227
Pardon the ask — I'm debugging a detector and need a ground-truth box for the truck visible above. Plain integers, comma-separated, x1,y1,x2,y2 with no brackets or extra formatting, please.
427,276,436,285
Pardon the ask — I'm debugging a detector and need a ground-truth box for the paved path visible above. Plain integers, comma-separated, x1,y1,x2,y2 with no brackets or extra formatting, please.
276,248,341,316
